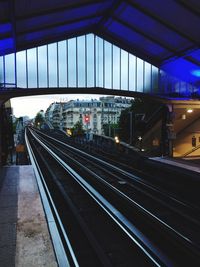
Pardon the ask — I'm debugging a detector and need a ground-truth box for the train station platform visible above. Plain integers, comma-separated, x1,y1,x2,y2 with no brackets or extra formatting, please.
150,157,200,174
0,165,57,267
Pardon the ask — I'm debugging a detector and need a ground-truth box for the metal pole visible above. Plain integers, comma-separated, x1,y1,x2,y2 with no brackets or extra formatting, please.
66,40,69,87
120,48,121,90
129,111,133,145
36,47,39,88
85,35,87,87
47,45,49,88
76,37,78,87
57,42,59,87
3,56,5,86
94,35,96,87
103,39,105,88
128,53,130,91
26,50,28,88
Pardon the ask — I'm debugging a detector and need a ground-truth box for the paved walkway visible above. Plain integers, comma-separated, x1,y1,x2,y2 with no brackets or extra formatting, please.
0,166,57,267
150,157,200,173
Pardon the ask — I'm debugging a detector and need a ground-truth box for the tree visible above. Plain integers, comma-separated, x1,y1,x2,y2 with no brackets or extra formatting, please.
12,117,19,134
118,108,131,143
34,112,44,128
72,121,85,136
103,123,119,137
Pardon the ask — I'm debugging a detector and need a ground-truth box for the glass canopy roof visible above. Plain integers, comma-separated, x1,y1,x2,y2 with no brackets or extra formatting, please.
0,0,200,94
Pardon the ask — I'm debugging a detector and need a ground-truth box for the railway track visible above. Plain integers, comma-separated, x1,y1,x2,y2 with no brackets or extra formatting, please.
47,131,200,208
26,128,200,266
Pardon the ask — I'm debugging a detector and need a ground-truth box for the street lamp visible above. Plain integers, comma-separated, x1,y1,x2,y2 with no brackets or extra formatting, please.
129,111,133,145
138,136,142,151
114,136,120,144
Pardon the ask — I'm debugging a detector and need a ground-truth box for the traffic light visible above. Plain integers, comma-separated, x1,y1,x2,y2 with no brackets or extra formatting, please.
84,115,90,123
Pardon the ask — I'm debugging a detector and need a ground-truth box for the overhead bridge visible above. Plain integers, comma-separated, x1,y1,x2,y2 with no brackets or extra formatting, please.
0,0,200,162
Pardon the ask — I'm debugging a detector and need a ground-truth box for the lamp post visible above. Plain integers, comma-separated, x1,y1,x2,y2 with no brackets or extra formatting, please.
129,111,133,145
138,136,142,151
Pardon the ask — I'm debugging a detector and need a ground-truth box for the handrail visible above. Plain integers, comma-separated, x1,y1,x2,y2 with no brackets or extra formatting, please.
141,106,164,136
144,106,163,124
177,116,200,137
181,144,200,157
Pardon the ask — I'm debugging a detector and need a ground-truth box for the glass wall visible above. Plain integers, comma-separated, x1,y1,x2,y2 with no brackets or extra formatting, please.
58,41,67,87
27,48,37,88
0,56,4,85
0,33,163,95
38,45,47,87
48,43,58,87
16,51,26,87
5,53,15,86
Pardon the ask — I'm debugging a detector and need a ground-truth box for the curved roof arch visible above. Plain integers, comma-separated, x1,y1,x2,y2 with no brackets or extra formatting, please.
1,0,200,87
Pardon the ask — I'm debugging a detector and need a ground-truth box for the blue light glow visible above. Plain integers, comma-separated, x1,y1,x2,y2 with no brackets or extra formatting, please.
162,58,200,84
0,38,14,55
0,23,12,34
191,70,200,77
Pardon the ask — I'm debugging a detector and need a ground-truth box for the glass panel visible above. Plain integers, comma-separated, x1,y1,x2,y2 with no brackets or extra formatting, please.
68,38,76,87
136,57,144,92
113,45,120,90
86,34,94,87
38,45,47,87
144,62,151,93
152,66,159,93
5,54,15,86
105,41,112,88
58,41,67,87
16,51,26,87
27,48,37,88
129,54,136,91
0,34,163,96
77,36,85,87
96,37,103,87
0,56,3,85
48,43,57,87
180,81,187,95
121,50,128,90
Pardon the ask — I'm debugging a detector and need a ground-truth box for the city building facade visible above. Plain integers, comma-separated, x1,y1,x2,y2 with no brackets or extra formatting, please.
45,97,132,135
45,102,63,129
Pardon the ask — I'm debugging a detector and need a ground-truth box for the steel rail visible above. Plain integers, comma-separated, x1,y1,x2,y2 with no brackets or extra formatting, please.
31,129,200,259
25,128,79,267
58,144,200,225
33,129,200,215
29,128,176,267
35,130,200,252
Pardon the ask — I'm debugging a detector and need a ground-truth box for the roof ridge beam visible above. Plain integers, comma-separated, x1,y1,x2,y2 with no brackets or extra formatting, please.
15,0,106,20
112,15,199,63
95,0,123,31
17,12,103,35
174,0,200,17
112,16,175,54
126,0,199,46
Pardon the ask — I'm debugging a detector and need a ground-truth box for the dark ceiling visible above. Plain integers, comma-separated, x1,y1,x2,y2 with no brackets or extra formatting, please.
1,0,200,86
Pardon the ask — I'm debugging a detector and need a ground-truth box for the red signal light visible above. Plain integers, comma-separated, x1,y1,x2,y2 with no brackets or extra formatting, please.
84,115,90,123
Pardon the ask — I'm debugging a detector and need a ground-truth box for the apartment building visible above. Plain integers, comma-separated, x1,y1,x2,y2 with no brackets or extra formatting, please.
45,97,132,134
45,102,63,128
